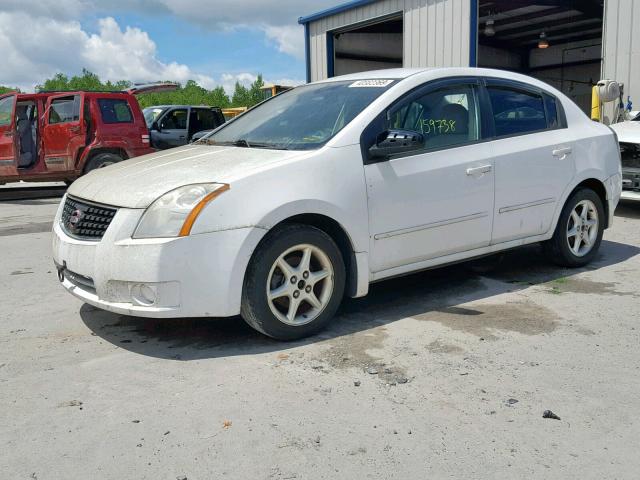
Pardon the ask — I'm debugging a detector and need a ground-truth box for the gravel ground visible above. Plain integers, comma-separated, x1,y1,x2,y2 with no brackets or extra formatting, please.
1,197,639,479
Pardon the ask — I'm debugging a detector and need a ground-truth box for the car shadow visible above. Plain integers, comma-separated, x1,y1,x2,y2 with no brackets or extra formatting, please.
80,240,639,360
616,200,640,219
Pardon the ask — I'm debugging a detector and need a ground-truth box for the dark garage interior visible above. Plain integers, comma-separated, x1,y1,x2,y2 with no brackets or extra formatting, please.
477,0,604,113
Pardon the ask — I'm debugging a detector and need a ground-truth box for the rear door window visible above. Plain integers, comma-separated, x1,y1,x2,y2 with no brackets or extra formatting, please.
49,96,80,124
196,109,218,130
98,98,133,124
486,86,547,137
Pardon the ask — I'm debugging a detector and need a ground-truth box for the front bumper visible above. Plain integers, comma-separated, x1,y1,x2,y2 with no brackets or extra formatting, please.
621,167,640,200
52,199,262,318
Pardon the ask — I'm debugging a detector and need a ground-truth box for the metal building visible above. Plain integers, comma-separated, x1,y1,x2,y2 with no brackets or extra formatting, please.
299,0,639,115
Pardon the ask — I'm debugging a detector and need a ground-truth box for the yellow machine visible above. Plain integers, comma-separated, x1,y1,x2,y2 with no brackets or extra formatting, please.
221,107,248,120
260,84,293,101
591,79,626,124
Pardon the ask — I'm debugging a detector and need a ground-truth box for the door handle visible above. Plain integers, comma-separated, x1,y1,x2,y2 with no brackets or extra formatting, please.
69,126,81,134
3,131,13,137
466,165,492,176
552,147,572,159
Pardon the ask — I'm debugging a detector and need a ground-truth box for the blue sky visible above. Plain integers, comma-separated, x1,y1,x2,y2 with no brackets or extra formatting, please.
103,12,305,83
0,0,338,92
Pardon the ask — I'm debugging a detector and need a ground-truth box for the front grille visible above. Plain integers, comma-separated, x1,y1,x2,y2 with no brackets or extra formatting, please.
61,196,117,240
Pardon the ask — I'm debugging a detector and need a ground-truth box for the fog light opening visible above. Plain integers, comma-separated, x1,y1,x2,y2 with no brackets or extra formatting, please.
130,284,158,306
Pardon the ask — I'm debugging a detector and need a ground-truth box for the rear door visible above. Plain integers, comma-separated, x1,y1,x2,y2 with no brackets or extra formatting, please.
43,93,87,171
0,94,18,177
188,107,222,140
484,79,575,244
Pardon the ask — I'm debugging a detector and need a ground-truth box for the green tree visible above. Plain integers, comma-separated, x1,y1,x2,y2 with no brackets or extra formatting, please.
34,69,261,109
231,75,265,107
248,74,265,106
0,86,20,94
231,81,251,107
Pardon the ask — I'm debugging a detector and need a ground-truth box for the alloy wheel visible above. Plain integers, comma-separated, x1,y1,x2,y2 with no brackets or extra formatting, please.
566,199,599,257
266,244,334,326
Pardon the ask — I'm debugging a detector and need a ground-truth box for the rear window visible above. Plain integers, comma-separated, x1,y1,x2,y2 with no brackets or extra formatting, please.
0,95,15,126
49,96,80,124
98,98,133,124
487,86,547,137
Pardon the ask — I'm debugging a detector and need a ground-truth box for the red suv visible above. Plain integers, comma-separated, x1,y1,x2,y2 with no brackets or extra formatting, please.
0,84,175,185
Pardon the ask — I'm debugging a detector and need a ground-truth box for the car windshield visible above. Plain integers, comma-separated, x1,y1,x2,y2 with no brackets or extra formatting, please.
143,107,165,127
198,80,395,150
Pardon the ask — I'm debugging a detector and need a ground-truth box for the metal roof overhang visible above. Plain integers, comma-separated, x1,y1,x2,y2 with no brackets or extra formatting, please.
298,0,379,24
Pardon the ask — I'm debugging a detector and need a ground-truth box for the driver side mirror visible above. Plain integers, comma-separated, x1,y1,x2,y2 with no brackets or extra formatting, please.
151,120,161,132
368,129,424,160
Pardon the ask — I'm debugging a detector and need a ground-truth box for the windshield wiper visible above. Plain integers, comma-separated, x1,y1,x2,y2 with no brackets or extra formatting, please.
200,139,286,150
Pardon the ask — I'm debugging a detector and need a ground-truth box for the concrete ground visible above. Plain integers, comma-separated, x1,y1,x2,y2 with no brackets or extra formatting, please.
1,197,639,480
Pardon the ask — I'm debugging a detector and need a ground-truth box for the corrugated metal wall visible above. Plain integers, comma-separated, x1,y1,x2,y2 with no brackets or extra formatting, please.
307,0,472,82
602,0,640,108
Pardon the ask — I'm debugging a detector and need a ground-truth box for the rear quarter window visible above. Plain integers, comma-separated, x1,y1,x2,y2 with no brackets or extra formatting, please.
98,98,133,124
49,96,80,124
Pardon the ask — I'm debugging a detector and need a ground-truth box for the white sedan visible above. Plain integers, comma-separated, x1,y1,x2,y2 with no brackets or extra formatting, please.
52,68,622,340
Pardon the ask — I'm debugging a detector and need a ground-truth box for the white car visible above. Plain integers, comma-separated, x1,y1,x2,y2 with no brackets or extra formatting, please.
609,117,640,201
52,68,622,340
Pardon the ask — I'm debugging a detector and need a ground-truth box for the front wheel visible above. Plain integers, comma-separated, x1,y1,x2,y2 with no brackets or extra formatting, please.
241,224,345,340
543,188,605,267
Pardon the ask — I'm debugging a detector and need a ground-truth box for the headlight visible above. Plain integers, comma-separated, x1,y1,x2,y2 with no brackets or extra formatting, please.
133,183,229,239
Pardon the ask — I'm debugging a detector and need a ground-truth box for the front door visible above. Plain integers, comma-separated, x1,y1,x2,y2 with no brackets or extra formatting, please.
364,80,495,275
43,93,87,172
154,107,188,148
0,94,18,177
484,80,576,244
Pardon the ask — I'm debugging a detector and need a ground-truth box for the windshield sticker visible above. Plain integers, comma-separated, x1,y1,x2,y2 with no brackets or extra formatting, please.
349,80,394,88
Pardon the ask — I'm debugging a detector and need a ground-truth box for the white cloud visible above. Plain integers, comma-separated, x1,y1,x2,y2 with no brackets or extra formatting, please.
0,1,327,91
1,0,338,61
0,13,215,91
263,25,306,59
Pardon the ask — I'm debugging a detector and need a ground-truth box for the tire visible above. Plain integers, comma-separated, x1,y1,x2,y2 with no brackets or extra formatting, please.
543,188,605,267
241,223,346,340
84,153,123,173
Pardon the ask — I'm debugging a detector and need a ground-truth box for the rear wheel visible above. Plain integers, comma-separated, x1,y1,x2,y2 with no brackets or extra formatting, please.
543,188,604,267
241,224,345,340
84,153,123,173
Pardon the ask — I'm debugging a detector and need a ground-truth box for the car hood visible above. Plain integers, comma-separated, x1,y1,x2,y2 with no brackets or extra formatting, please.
68,145,307,208
610,121,640,143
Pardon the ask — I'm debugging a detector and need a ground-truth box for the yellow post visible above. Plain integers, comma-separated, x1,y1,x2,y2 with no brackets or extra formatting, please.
591,85,601,122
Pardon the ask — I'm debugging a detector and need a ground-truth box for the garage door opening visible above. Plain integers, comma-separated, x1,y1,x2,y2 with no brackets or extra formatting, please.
330,15,403,77
476,0,604,114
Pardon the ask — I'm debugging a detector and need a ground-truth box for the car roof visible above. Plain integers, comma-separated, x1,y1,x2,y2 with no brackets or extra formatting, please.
143,105,218,109
313,67,554,86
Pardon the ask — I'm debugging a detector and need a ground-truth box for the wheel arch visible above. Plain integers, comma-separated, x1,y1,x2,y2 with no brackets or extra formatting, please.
80,147,129,173
569,178,609,228
273,213,360,298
